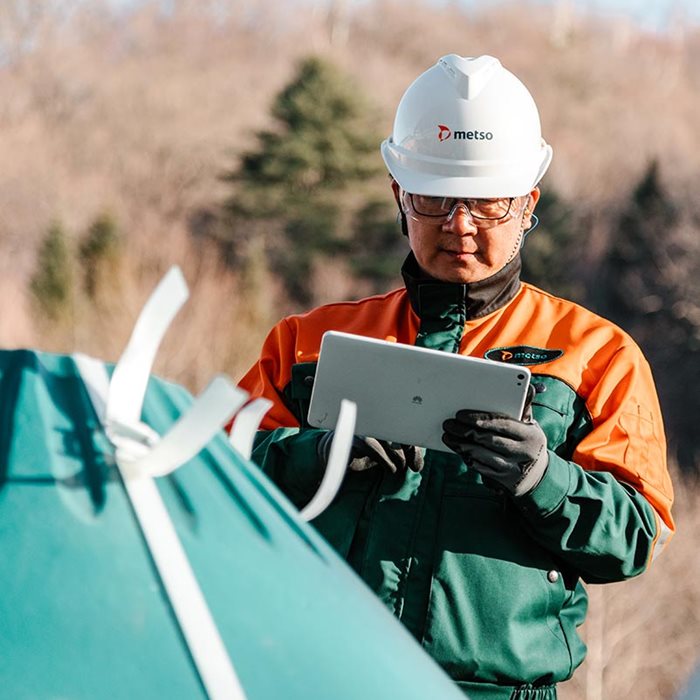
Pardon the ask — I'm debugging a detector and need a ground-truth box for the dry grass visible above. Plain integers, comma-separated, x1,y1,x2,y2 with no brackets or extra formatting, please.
1,2,699,696
560,466,700,700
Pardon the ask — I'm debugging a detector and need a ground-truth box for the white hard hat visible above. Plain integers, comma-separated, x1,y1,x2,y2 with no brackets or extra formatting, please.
381,54,553,198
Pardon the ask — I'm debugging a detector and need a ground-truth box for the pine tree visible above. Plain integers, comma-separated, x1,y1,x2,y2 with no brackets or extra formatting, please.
520,189,585,302
79,212,122,300
349,199,405,292
598,161,700,469
223,56,383,304
229,56,379,211
30,220,73,321
598,161,678,327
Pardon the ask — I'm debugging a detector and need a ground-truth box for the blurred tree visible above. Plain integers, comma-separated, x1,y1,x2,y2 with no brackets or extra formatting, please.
521,188,586,303
30,220,73,321
595,162,678,321
595,161,700,470
349,198,406,292
79,212,122,301
223,55,384,305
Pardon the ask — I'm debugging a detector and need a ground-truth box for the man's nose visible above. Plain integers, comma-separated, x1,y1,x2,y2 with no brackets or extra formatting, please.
442,203,478,235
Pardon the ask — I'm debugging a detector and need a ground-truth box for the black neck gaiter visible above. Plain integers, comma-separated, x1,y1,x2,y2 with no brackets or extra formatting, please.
400,252,522,352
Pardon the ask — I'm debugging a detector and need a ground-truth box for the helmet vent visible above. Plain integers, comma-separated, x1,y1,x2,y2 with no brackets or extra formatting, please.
438,54,501,100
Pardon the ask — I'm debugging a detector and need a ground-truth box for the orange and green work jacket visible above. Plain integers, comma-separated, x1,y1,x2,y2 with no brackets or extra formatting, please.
238,253,675,700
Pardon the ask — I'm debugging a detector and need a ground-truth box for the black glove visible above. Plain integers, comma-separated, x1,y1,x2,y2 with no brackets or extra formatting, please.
317,432,424,473
348,436,424,473
441,401,548,497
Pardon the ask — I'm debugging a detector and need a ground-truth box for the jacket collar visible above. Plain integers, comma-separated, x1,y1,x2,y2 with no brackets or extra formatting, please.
401,252,522,322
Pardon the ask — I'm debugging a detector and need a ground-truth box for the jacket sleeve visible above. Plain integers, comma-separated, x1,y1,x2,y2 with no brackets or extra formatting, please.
513,343,675,584
237,318,305,430
237,318,327,508
250,427,327,510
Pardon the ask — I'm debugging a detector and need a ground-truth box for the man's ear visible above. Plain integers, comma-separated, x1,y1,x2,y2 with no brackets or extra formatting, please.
522,186,541,228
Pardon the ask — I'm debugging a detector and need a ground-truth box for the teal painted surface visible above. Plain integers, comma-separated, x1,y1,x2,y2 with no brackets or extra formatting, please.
0,350,463,700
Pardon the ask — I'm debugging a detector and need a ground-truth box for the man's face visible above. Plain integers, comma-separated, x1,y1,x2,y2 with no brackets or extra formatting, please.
392,182,540,284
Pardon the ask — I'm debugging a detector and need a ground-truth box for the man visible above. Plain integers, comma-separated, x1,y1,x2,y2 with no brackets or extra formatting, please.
237,55,675,699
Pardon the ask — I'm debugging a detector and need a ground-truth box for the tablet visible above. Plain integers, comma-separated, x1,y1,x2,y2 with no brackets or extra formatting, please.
307,331,531,452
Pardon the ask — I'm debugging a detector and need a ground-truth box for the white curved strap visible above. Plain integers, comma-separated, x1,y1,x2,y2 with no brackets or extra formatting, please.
74,264,249,700
107,266,189,426
74,352,110,423
128,376,247,477
300,399,356,522
74,355,248,700
228,398,273,460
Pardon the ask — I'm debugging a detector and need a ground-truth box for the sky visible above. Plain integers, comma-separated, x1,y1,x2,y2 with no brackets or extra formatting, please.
452,0,699,32
106,0,700,33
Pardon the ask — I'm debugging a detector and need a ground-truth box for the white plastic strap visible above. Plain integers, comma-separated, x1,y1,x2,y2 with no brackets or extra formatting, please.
300,399,356,522
128,376,248,477
123,472,247,700
74,352,110,424
228,398,273,461
107,266,189,426
73,263,248,700
74,355,248,700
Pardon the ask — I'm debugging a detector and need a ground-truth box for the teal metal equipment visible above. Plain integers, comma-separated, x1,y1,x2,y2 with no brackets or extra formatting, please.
0,349,463,700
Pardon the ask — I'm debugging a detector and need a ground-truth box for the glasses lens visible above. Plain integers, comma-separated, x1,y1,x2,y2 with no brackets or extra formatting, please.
469,198,513,220
410,194,451,216
409,194,513,220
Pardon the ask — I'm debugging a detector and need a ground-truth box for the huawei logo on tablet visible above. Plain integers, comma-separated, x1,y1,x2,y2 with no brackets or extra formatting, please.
412,395,423,405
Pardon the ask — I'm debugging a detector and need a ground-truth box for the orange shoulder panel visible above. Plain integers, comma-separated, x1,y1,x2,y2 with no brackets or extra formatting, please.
237,288,416,430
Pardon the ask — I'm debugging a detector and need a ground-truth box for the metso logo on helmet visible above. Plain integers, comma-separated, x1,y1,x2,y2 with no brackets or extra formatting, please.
437,124,493,142
381,54,553,198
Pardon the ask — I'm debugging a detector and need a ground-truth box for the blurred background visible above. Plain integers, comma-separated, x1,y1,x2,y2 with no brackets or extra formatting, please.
1,1,699,697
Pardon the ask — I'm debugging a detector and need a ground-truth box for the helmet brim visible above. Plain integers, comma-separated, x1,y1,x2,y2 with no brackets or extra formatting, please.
381,139,552,199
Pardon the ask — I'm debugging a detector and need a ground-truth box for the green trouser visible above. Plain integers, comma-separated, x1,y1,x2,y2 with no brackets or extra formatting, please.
456,681,557,700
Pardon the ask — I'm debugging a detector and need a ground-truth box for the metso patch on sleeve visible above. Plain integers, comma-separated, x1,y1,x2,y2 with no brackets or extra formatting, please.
484,346,564,366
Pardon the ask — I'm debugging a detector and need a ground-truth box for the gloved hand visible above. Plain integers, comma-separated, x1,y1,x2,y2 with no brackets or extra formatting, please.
348,436,424,473
441,391,548,497
317,432,424,473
